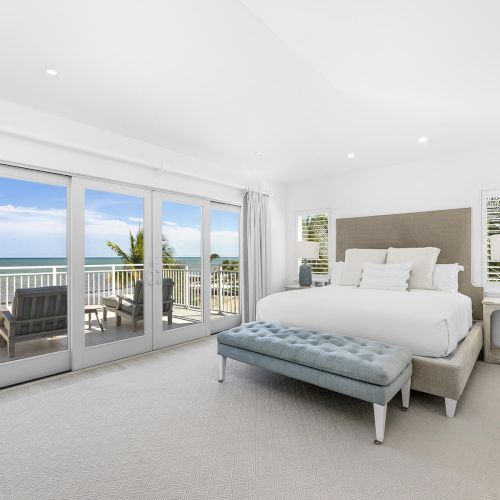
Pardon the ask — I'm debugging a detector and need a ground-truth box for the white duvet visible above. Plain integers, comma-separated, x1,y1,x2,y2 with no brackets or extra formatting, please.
256,286,473,357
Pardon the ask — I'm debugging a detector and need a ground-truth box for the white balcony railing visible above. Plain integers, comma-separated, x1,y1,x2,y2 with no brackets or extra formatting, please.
0,263,239,315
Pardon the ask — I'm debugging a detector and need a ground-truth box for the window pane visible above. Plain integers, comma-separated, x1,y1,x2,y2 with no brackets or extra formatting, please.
84,189,145,346
486,195,500,282
297,212,329,275
210,209,240,318
161,200,203,330
0,177,68,362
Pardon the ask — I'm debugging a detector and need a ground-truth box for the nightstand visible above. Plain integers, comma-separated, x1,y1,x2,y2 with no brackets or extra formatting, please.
482,297,500,364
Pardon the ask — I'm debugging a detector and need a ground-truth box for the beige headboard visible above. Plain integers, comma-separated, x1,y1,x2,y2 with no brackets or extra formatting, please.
336,207,483,319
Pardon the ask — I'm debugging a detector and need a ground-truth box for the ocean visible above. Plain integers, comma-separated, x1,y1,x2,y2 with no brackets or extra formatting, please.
0,257,239,274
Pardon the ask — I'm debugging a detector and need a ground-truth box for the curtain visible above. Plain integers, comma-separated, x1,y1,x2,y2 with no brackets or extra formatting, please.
242,190,269,322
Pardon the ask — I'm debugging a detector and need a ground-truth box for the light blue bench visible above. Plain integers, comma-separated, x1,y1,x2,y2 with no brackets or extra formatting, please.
217,321,412,444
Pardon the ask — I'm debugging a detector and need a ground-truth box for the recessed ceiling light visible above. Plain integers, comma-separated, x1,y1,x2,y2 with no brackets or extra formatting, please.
347,153,355,159
45,68,59,78
256,152,264,157
417,136,428,144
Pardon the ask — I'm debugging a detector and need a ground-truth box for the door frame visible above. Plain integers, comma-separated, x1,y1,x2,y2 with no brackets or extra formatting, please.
152,191,211,349
70,177,153,370
0,163,243,386
0,164,71,388
209,201,242,333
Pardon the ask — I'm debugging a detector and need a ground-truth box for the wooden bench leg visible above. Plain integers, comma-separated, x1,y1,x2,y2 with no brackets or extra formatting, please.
445,398,457,418
218,355,226,383
401,377,411,411
373,403,387,445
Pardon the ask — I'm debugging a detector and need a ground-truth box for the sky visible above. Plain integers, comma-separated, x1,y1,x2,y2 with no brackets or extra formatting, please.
0,178,239,258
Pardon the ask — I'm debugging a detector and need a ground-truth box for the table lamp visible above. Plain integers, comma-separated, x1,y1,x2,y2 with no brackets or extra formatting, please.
294,241,320,287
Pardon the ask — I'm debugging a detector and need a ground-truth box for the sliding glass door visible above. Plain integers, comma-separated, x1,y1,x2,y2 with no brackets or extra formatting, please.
0,165,71,388
0,165,241,382
210,203,241,333
152,192,210,348
71,178,152,369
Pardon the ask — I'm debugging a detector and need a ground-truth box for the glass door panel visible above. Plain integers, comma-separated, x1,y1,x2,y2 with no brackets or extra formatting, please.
84,189,147,346
210,204,241,333
0,165,70,388
153,193,209,349
72,178,152,370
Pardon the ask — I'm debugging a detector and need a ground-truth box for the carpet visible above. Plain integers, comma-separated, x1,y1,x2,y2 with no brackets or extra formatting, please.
0,336,499,500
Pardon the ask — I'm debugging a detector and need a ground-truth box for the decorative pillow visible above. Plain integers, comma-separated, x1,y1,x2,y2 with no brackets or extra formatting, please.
386,247,440,290
433,263,464,293
340,249,388,286
332,261,345,285
359,263,412,291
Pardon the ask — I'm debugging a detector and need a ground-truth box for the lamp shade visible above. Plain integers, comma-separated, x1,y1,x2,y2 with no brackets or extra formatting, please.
491,234,500,261
294,240,320,259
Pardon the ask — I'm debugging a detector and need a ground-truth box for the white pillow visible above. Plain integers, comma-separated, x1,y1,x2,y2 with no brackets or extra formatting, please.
340,249,388,286
433,263,464,293
386,247,440,290
332,261,345,285
359,263,412,291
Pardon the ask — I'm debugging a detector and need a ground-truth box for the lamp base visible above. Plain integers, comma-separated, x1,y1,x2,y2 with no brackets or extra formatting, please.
298,263,312,287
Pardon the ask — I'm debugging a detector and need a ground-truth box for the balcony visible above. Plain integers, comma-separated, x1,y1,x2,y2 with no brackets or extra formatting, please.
0,263,239,361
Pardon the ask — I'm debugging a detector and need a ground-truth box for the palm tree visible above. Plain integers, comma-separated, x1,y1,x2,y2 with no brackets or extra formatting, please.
107,228,175,265
210,253,220,261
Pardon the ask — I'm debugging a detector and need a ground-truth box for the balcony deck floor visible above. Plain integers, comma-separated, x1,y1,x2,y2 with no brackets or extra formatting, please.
0,306,237,364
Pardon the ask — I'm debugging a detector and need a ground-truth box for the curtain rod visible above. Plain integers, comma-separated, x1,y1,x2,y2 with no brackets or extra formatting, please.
0,124,253,192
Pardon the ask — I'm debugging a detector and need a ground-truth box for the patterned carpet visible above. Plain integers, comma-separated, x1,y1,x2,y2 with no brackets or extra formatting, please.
0,335,499,500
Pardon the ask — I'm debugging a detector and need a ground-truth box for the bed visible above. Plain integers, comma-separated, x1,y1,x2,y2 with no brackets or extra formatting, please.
258,207,483,417
257,286,473,358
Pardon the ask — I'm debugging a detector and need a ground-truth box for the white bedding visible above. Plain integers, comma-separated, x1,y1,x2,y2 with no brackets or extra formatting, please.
256,286,473,357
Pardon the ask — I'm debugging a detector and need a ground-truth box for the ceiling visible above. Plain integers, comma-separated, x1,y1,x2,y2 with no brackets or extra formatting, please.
0,0,499,183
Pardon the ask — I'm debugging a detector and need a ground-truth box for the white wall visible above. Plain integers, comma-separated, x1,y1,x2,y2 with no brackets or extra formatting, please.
0,99,288,294
285,147,500,288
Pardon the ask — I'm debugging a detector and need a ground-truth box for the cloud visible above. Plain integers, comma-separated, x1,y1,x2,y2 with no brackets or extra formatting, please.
161,224,239,257
0,203,239,259
210,230,239,257
0,204,67,257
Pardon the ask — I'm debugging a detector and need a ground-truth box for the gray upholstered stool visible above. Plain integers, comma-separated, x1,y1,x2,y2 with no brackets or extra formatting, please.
217,321,412,444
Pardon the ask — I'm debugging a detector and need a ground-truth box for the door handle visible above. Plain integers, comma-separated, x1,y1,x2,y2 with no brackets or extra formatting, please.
147,269,154,286
155,269,162,285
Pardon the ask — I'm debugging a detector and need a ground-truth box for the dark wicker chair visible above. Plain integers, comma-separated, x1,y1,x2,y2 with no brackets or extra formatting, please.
0,285,67,358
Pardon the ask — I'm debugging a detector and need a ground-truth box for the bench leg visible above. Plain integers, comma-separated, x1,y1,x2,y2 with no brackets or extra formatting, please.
445,398,457,418
218,355,226,383
373,403,387,445
401,377,411,411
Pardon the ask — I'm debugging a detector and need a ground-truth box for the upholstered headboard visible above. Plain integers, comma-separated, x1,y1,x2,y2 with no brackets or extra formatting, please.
336,207,483,319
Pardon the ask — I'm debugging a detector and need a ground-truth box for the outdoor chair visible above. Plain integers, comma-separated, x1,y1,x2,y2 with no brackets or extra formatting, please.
102,278,174,331
0,285,68,358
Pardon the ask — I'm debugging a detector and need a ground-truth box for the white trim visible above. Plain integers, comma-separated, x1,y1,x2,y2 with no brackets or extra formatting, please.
294,207,332,277
481,189,500,289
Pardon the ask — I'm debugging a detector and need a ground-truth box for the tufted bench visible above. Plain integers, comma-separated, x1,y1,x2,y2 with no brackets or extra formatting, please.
217,321,412,444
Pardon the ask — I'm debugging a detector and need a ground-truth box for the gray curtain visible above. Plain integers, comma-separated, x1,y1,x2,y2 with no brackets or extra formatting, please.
242,190,269,322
